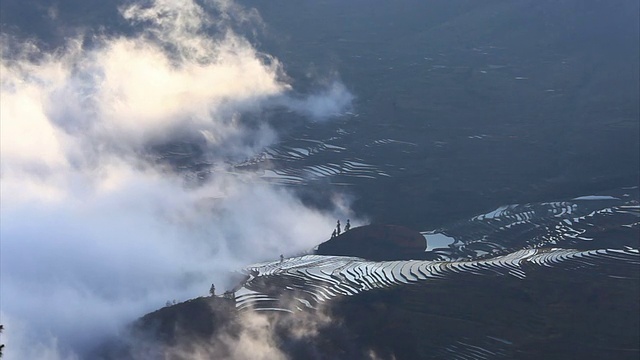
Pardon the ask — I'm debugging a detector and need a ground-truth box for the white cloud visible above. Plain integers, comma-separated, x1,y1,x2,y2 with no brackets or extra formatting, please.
0,314,79,360
281,81,355,120
158,306,335,360
0,0,354,357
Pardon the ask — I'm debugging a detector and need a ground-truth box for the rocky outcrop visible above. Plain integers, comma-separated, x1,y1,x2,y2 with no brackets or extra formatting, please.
316,224,427,261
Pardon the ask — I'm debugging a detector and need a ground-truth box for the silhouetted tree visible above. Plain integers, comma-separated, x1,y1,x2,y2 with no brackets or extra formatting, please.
1,324,5,358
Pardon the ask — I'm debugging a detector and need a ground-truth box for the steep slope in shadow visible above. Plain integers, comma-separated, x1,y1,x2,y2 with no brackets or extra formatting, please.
329,261,639,360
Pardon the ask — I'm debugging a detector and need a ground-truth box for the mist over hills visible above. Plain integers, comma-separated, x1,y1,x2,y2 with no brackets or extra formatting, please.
99,195,640,359
1,0,638,359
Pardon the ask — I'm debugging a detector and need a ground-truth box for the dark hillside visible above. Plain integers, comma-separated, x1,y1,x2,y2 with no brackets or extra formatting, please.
316,224,428,260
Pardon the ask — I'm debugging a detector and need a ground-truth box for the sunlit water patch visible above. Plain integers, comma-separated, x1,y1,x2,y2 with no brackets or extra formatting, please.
427,191,639,260
234,248,639,312
229,135,411,185
229,190,639,313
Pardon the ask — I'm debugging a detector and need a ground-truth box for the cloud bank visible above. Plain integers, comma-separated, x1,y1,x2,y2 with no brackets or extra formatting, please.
0,0,354,358
163,309,335,360
131,300,389,360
